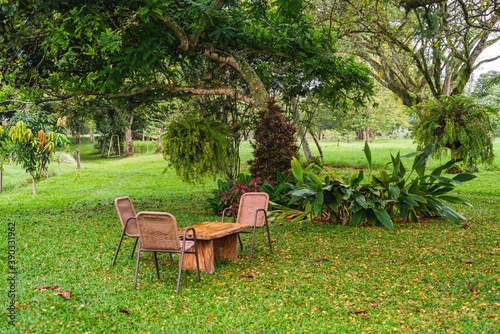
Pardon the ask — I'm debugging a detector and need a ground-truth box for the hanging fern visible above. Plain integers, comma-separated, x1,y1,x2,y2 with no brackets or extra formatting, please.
413,95,496,168
161,112,234,183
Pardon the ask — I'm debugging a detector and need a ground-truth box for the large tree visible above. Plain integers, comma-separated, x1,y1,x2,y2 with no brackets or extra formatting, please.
320,0,500,115
0,0,373,115
1,1,374,171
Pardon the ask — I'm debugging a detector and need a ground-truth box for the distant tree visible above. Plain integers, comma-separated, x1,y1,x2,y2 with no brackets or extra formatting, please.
326,0,500,110
472,71,500,135
8,120,68,194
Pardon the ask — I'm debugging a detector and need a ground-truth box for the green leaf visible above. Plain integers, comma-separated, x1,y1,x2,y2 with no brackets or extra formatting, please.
313,191,324,216
390,153,405,180
290,211,310,223
438,195,471,205
373,208,394,230
350,170,365,186
376,169,390,187
412,144,433,176
431,175,458,183
397,202,409,219
452,173,477,183
290,188,315,197
291,157,303,182
388,184,400,199
354,195,368,209
305,172,324,189
437,204,465,224
349,210,365,227
363,140,372,172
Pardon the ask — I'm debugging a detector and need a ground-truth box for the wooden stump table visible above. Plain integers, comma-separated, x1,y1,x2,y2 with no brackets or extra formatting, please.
181,222,248,274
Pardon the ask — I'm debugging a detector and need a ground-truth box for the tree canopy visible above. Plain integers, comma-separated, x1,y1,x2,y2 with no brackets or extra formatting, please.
0,0,373,113
324,0,500,113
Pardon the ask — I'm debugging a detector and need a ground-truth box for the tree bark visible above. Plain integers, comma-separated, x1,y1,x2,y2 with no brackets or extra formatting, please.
291,97,313,162
31,176,36,195
76,147,81,170
125,114,134,156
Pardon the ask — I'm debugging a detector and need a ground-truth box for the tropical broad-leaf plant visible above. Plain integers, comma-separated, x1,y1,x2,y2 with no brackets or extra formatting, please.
277,142,475,229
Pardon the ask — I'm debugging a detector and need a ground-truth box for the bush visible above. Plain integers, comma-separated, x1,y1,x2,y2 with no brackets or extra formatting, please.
274,142,476,229
248,97,299,183
206,174,261,215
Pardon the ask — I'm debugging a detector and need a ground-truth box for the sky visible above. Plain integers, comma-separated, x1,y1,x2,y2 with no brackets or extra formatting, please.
473,41,500,77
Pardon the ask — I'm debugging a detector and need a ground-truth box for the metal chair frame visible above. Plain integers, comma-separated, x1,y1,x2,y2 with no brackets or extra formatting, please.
111,196,139,267
133,211,201,294
222,192,272,261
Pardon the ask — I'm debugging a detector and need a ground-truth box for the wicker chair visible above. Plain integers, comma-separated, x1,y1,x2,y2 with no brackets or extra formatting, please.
134,211,200,293
222,192,272,261
111,196,139,267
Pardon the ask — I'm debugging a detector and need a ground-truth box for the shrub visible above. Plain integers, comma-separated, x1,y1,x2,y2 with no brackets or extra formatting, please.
274,142,476,229
206,174,261,215
8,120,69,195
248,97,299,183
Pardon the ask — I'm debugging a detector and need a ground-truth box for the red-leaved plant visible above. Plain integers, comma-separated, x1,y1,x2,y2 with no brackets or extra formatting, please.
220,177,261,217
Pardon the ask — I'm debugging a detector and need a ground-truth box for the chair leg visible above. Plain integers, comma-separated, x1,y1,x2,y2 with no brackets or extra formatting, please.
176,250,185,294
133,250,142,289
111,229,127,267
265,223,273,253
249,225,258,261
130,238,139,258
152,252,160,279
194,242,201,282
237,233,243,251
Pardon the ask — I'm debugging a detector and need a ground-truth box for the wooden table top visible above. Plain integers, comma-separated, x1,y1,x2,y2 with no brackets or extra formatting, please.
181,222,248,240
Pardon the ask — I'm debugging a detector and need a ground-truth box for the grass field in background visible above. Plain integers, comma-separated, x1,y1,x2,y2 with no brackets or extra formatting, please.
1,138,499,333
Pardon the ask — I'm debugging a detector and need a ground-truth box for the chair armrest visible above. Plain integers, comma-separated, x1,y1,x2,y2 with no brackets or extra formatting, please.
221,207,234,222
124,216,136,230
253,208,268,227
181,226,197,241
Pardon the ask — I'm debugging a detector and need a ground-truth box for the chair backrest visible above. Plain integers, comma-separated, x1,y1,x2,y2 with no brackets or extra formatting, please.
235,192,269,228
136,211,181,251
114,196,138,236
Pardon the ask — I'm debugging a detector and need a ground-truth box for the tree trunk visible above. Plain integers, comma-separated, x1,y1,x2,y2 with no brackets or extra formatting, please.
291,97,313,162
125,114,134,156
76,147,81,170
356,130,364,141
76,132,81,144
32,176,36,195
309,131,324,162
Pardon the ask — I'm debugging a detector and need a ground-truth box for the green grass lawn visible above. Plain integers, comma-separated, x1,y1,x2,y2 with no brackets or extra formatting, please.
1,139,499,333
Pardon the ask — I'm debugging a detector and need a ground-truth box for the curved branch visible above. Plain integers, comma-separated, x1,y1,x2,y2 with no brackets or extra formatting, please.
163,15,189,51
42,84,257,109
